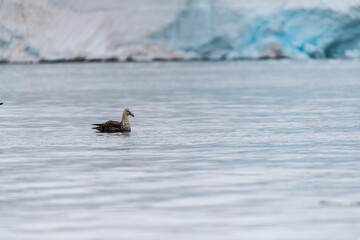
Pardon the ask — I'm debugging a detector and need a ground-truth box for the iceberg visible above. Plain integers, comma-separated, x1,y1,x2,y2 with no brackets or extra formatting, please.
1,0,360,62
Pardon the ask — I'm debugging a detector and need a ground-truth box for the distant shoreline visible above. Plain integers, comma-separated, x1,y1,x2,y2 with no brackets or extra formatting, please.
2,56,359,65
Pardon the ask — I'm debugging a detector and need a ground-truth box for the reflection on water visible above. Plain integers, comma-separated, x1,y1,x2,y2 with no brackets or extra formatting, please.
96,132,131,137
1,61,360,240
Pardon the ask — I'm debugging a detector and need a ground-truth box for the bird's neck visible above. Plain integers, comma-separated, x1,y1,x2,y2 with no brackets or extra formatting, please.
121,115,131,131
122,114,129,122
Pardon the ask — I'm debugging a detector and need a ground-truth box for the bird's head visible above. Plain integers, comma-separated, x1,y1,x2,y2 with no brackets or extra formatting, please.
123,108,134,118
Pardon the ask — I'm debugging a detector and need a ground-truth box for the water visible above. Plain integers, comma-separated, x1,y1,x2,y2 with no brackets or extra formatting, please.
1,61,360,240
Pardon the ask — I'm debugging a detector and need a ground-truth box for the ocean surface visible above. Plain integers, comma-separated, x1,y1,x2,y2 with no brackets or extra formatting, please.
1,61,360,240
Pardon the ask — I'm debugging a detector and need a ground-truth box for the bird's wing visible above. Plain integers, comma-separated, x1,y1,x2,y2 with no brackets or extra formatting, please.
105,120,123,128
92,120,123,132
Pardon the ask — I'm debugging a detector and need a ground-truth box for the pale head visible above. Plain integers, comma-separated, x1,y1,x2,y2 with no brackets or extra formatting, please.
122,108,134,118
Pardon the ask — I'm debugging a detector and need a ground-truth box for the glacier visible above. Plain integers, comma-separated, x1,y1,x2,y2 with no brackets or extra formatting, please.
1,0,360,62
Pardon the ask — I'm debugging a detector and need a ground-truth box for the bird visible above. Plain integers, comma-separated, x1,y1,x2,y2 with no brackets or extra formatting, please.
0,103,3,105
92,107,134,132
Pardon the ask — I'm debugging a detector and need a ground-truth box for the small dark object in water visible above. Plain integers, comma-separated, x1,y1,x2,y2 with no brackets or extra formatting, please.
0,102,3,105
92,108,134,133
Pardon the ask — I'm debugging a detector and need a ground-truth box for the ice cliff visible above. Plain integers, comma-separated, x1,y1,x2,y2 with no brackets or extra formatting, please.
1,0,360,62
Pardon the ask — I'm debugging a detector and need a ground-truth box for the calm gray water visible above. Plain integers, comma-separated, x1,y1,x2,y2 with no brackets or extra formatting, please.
1,61,360,240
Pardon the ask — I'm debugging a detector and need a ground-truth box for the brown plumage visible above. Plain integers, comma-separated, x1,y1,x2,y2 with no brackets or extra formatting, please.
92,108,134,132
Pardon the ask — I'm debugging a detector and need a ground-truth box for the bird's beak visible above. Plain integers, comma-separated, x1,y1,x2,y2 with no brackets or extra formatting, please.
130,112,134,117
